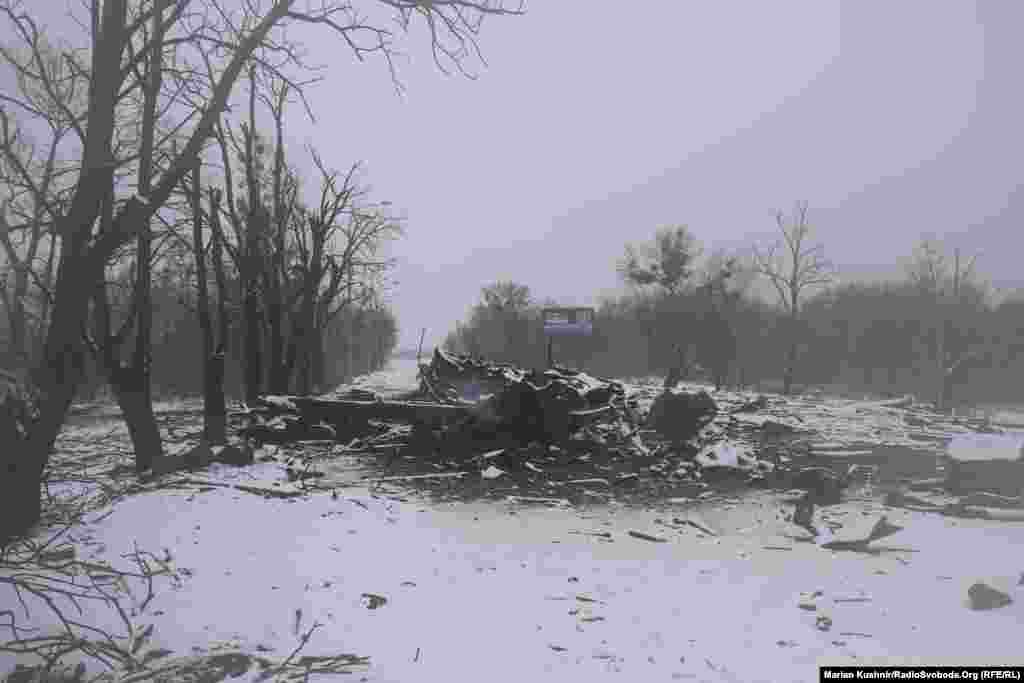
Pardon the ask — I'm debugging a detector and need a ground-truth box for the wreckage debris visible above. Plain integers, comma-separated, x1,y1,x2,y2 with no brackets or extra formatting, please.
695,442,773,480
646,389,717,443
819,516,904,552
966,582,1014,611
480,465,505,480
729,413,798,435
241,349,625,448
797,591,823,611
214,350,1020,507
788,466,853,533
790,465,856,505
360,593,388,610
733,395,770,414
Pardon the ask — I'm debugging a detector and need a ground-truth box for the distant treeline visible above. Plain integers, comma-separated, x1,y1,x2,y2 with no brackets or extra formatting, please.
443,227,1024,406
0,267,399,399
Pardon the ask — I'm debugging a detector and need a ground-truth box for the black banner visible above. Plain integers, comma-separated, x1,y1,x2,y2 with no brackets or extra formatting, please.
820,668,1023,682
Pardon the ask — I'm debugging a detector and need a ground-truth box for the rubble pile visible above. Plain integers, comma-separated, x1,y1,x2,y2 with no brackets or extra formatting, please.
646,390,717,443
242,349,629,448
223,350,1024,508
231,351,825,503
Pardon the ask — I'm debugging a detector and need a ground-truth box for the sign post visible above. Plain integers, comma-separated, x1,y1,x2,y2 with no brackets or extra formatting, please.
542,307,595,369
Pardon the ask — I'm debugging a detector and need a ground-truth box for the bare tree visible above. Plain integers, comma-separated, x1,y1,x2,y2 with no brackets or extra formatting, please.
185,159,231,443
288,152,401,394
211,67,400,397
318,199,400,387
240,68,269,404
0,132,60,370
262,77,297,395
0,37,80,370
752,201,833,395
906,238,986,411
210,102,262,403
93,0,171,471
0,0,525,545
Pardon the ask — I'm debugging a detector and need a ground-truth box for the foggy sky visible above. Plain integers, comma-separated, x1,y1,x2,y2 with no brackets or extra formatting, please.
297,0,1020,350
9,1,1022,350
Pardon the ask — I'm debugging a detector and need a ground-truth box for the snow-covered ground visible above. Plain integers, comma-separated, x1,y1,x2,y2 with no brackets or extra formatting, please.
7,484,1024,682
4,358,1024,682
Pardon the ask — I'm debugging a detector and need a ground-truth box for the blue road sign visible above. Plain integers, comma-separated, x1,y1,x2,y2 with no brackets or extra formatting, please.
543,307,594,337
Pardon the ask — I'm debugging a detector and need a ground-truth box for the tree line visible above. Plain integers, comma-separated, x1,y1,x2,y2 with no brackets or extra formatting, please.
444,203,1024,410
0,0,524,545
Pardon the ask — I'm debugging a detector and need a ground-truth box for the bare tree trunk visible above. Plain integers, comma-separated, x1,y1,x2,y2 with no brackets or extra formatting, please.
190,161,226,443
344,311,353,383
80,177,162,474
104,0,167,473
5,0,307,541
311,331,325,393
109,364,162,468
93,278,164,475
36,238,57,352
240,69,265,403
4,232,93,540
352,308,365,378
934,316,947,412
124,274,161,475
941,364,954,412
243,231,263,403
9,269,28,364
266,85,288,395
782,343,797,395
296,326,313,396
782,311,799,396
296,232,322,395
207,187,229,440
241,195,266,402
284,333,300,392
267,297,286,393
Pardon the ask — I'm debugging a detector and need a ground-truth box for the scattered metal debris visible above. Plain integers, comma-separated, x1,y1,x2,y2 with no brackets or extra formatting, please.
359,593,388,610
967,582,1014,611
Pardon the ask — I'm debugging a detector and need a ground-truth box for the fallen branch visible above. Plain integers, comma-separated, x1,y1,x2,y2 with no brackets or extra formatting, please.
361,472,467,483
1,525,177,677
627,530,668,543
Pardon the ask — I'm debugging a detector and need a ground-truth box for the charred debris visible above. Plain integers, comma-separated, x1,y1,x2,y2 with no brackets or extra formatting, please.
231,349,853,500
105,346,1021,515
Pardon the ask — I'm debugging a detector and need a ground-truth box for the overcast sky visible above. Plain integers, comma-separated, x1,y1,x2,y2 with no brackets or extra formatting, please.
14,1,1024,350
295,0,1022,350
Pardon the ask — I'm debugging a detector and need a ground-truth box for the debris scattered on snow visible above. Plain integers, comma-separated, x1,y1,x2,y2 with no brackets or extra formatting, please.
646,390,717,442
966,582,1013,611
481,465,505,480
673,517,718,536
360,593,388,610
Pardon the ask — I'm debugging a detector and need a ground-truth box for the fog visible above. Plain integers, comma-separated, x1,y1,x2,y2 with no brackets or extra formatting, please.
290,1,1020,348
